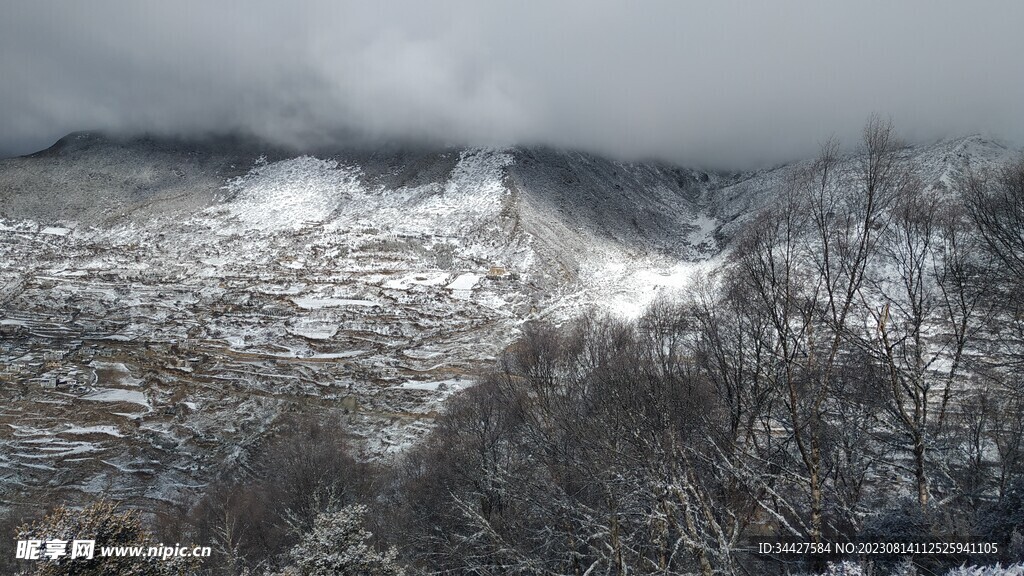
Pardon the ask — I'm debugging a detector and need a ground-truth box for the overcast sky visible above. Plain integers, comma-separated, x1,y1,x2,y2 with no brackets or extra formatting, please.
1,1,1022,168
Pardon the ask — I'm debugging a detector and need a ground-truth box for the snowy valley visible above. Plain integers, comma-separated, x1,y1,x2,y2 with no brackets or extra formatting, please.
0,131,1017,534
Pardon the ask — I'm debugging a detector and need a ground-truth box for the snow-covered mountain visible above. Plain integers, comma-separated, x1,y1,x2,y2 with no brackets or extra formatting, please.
0,132,1015,508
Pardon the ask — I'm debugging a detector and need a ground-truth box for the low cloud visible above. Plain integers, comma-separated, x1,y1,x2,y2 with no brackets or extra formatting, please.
2,1,1022,168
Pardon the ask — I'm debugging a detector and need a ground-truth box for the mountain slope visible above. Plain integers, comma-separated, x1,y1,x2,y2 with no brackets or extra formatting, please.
0,133,1014,508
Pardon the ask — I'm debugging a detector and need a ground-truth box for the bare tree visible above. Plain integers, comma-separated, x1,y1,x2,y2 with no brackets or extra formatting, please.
964,155,1024,289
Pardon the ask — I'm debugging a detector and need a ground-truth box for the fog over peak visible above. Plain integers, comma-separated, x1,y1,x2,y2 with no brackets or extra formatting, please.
2,1,1022,168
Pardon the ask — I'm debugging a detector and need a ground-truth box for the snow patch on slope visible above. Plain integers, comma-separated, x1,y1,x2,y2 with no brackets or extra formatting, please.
215,156,362,230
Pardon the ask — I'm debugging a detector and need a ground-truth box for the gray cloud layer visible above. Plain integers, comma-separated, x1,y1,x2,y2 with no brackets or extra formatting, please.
2,1,1022,168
